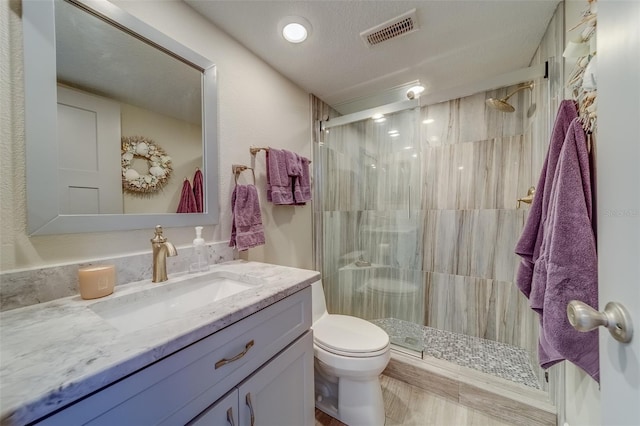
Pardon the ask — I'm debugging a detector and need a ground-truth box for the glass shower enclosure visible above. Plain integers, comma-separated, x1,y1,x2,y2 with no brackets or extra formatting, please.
315,106,427,355
313,84,545,390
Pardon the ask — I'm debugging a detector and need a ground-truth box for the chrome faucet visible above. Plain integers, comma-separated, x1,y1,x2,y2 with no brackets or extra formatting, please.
150,225,177,283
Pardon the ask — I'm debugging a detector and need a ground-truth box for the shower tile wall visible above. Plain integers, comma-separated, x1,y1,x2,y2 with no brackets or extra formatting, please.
416,89,539,352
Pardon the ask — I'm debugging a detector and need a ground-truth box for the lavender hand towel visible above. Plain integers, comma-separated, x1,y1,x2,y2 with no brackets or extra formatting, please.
535,118,599,381
267,148,295,205
293,156,312,204
285,149,302,177
515,100,579,299
229,184,265,251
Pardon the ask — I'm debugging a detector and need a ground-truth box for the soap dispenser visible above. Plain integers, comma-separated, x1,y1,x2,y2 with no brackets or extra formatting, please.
189,226,210,273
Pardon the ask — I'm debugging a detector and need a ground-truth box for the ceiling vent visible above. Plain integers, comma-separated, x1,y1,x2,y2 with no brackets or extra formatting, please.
360,9,419,47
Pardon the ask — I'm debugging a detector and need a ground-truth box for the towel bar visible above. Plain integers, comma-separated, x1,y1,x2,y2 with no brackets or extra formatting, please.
249,146,311,162
249,146,268,156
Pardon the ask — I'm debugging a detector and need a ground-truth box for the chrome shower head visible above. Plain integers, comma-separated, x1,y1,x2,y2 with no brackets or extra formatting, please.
486,82,534,113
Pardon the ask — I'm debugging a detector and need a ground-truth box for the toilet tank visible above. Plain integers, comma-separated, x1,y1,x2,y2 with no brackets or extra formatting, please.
311,280,328,324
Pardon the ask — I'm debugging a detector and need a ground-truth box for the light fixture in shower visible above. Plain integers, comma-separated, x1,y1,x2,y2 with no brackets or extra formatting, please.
280,16,311,43
406,85,425,99
485,82,534,113
372,113,386,123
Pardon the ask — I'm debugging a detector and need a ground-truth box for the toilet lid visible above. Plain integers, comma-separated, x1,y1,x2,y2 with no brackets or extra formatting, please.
313,315,389,355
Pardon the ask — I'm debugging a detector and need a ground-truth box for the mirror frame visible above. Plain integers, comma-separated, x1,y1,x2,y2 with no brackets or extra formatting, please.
22,0,219,235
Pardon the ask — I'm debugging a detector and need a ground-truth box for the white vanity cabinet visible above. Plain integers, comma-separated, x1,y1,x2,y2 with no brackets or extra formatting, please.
188,332,313,426
35,287,314,426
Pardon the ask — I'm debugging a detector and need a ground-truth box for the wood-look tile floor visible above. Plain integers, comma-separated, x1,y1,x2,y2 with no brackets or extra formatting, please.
315,375,513,426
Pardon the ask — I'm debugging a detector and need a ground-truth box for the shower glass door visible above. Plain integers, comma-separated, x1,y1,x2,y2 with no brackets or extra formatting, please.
315,107,426,355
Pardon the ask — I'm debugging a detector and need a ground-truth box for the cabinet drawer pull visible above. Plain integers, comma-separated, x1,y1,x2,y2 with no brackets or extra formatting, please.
245,393,255,426
226,407,236,426
215,340,255,369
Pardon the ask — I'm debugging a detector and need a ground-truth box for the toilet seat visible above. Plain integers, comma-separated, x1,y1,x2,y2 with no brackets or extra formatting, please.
313,314,390,357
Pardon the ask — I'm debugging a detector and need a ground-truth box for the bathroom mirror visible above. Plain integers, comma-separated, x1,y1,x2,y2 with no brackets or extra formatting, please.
22,0,219,235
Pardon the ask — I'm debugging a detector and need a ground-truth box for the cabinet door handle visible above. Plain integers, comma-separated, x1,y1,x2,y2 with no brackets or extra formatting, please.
226,407,236,426
245,392,255,426
215,340,255,369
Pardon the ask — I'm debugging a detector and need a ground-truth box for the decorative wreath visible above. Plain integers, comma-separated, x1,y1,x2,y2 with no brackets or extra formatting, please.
121,136,173,194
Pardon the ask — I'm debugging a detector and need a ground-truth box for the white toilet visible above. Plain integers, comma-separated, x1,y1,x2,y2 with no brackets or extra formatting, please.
311,280,391,426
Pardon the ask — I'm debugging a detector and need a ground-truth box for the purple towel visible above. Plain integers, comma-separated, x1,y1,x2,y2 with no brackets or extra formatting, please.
229,184,265,251
193,168,204,213
266,148,311,205
177,179,197,213
535,118,598,381
267,148,295,205
293,156,311,204
515,100,599,382
515,100,578,297
285,149,302,177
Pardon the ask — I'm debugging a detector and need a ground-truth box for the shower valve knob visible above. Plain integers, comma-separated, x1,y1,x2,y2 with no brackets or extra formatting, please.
567,300,633,343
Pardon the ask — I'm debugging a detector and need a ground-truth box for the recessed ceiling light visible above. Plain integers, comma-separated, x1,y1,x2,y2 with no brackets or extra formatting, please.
388,130,399,135
422,118,435,124
283,23,307,43
280,17,311,44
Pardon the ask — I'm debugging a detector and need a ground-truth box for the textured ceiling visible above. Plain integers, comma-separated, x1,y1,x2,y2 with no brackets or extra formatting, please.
185,0,560,112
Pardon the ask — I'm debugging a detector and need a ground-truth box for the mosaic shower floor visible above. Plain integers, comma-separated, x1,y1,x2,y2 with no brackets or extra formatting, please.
369,318,541,389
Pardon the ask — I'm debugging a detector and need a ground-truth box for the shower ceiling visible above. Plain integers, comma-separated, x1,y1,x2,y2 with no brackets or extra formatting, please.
185,1,560,113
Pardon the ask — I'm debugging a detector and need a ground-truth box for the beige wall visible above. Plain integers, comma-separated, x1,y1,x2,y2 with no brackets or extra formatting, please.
121,103,202,214
0,0,313,272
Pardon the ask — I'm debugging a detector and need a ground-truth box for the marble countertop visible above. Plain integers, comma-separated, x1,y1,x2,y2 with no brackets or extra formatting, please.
0,260,320,425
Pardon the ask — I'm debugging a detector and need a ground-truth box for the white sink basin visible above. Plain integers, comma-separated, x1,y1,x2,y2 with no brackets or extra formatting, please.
89,272,261,332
